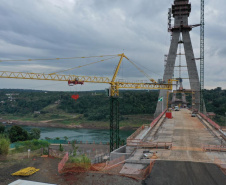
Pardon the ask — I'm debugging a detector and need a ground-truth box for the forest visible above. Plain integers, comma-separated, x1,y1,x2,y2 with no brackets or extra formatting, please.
0,87,225,125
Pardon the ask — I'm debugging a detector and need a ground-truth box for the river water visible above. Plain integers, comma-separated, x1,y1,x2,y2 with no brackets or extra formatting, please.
19,126,134,143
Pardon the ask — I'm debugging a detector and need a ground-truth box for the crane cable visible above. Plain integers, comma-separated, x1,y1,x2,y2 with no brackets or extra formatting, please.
49,56,118,75
125,57,157,83
0,54,119,62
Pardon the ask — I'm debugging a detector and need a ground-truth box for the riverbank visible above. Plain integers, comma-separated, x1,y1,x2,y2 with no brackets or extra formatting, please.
1,120,139,130
0,114,153,130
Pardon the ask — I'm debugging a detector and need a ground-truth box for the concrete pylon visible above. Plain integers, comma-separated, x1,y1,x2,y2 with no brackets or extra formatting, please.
155,0,200,117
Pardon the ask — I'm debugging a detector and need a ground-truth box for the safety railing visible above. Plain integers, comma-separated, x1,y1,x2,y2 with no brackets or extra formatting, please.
150,109,167,127
138,142,172,149
199,113,221,130
203,145,226,152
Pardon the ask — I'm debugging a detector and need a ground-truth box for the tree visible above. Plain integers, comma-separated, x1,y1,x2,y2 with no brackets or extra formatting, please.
0,135,10,155
59,144,64,152
29,128,41,140
64,136,68,141
71,140,78,156
0,124,5,134
8,125,28,143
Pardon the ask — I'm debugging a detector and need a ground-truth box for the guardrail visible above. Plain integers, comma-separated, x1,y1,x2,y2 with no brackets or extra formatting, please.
203,145,226,152
126,110,167,146
150,109,167,127
221,126,226,131
138,142,172,149
199,113,221,130
127,124,149,140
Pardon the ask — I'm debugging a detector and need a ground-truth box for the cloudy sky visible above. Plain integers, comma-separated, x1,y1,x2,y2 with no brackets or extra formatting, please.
0,0,225,91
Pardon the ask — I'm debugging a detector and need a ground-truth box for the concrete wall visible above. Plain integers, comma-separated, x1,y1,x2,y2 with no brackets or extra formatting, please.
110,145,131,161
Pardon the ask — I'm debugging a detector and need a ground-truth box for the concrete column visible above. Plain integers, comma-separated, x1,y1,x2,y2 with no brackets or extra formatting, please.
182,31,200,111
155,31,180,117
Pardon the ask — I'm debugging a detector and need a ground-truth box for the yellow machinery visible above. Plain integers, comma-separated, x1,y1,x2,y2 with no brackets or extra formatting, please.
0,53,173,151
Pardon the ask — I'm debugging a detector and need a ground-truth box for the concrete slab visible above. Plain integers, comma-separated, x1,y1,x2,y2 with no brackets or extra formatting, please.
126,109,226,164
120,163,147,175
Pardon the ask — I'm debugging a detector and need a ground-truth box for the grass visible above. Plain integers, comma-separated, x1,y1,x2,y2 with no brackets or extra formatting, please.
68,154,91,169
10,140,49,154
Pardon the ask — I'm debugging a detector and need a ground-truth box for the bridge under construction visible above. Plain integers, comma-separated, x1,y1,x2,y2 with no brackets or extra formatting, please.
109,108,226,184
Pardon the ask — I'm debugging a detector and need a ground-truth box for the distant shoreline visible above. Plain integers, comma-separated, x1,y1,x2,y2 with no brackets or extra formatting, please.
1,119,138,130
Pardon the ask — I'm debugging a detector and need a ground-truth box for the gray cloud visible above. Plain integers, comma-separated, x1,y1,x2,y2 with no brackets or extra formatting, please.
0,0,225,91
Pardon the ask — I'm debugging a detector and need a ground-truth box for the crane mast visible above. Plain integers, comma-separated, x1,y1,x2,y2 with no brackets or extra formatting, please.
200,0,204,112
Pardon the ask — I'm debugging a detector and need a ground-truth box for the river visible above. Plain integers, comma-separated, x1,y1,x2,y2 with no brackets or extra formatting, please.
19,126,134,143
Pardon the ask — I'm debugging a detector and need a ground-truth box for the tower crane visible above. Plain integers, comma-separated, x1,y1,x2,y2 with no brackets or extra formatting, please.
0,53,173,151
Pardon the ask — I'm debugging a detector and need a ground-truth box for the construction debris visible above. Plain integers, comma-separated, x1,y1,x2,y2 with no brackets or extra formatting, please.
11,167,39,176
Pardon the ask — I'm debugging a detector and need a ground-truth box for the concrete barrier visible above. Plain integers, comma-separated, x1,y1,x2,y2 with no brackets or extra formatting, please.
110,145,131,161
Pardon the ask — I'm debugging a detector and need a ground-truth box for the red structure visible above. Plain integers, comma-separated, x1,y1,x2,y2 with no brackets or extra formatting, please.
71,94,79,101
68,79,84,86
166,112,172,119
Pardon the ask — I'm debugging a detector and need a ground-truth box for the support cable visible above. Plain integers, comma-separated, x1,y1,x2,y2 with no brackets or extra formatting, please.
49,56,118,75
125,57,157,83
0,54,119,63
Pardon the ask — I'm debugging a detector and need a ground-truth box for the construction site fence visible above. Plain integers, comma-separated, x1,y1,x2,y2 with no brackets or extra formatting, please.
43,139,110,145
58,152,69,173
199,113,221,130
49,148,67,158
203,145,226,152
1,148,43,161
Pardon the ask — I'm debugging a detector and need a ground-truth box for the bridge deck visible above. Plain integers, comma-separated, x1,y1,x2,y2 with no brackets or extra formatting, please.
117,109,226,182
126,109,226,164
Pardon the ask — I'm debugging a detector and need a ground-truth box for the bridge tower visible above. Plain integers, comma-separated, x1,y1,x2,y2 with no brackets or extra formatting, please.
155,0,200,116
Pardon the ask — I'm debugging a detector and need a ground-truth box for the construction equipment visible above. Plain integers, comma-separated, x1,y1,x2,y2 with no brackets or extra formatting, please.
0,53,173,151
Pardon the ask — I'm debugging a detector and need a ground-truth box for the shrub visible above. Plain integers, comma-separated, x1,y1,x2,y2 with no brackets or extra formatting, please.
29,128,41,140
0,124,5,134
68,154,91,169
0,135,10,155
14,140,49,153
59,144,64,152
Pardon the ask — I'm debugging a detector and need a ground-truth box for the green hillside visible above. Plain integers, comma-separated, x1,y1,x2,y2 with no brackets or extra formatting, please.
0,87,225,127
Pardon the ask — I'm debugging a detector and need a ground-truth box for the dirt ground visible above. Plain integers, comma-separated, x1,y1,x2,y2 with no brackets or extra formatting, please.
1,156,226,185
0,157,142,185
